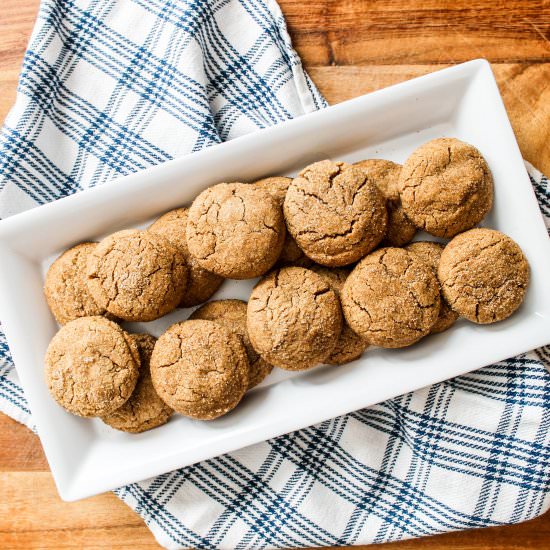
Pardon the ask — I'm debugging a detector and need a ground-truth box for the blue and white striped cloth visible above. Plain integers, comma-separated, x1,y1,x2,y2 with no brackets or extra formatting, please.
1,1,549,548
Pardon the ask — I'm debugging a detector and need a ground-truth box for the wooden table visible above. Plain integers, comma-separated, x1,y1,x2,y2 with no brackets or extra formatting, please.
1,1,549,548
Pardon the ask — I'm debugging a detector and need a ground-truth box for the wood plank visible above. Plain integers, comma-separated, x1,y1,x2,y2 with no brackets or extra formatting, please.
277,0,550,65
0,415,47,472
0,472,160,548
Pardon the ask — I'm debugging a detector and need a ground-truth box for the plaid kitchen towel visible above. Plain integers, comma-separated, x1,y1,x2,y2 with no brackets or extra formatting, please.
1,0,549,548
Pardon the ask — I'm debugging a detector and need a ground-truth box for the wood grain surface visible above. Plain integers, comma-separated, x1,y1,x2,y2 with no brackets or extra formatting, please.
0,1,549,549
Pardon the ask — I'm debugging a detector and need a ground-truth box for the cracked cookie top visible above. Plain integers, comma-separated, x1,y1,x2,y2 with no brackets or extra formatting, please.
309,265,369,365
190,299,273,389
406,241,459,334
354,159,416,247
150,320,249,420
45,316,140,417
149,208,224,308
101,333,173,433
284,160,388,266
86,229,188,322
186,182,286,279
44,242,110,325
341,248,441,348
438,228,529,324
255,176,313,268
398,138,493,238
247,267,343,370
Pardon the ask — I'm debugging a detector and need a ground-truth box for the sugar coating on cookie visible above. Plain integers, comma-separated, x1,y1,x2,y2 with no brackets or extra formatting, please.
255,176,313,268
150,320,249,420
186,182,286,279
247,267,343,370
45,316,140,417
354,159,416,247
438,228,529,324
189,299,273,389
284,160,387,266
44,242,110,325
101,333,173,433
342,248,441,348
398,138,493,238
86,229,188,322
310,265,369,365
149,208,224,308
405,241,459,334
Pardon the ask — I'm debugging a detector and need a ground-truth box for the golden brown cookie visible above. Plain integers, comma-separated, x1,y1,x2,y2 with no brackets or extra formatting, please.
186,183,286,279
189,299,273,389
86,229,188,322
398,138,494,238
247,267,343,370
284,160,387,266
101,334,173,433
310,265,369,365
342,248,440,348
354,159,416,246
45,316,140,417
44,242,110,325
438,228,529,324
150,320,249,420
148,208,224,307
405,241,459,334
255,176,313,268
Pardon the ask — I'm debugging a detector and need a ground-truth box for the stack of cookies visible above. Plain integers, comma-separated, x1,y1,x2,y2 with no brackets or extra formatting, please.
43,137,530,432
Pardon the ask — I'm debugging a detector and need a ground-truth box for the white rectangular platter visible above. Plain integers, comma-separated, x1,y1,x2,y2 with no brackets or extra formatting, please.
1,59,549,501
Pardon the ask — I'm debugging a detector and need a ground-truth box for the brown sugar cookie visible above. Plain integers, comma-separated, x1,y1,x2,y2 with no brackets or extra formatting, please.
189,299,273,389
86,229,188,322
398,138,494,238
186,182,286,279
342,248,440,348
101,334,173,433
45,316,139,417
44,242,111,325
255,176,312,268
438,228,529,324
405,241,459,334
284,160,387,266
148,208,224,308
150,320,249,420
247,267,343,370
354,159,416,246
310,266,369,365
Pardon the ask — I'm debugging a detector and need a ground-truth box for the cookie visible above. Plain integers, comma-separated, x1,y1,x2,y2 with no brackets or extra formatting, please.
45,316,140,417
398,138,494,238
310,265,369,365
247,267,343,370
405,241,459,334
101,334,173,433
149,208,224,307
86,229,188,322
438,228,529,324
255,176,312,268
44,242,111,325
150,320,249,420
189,299,273,389
341,248,441,348
284,160,387,266
186,182,286,279
354,159,416,246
